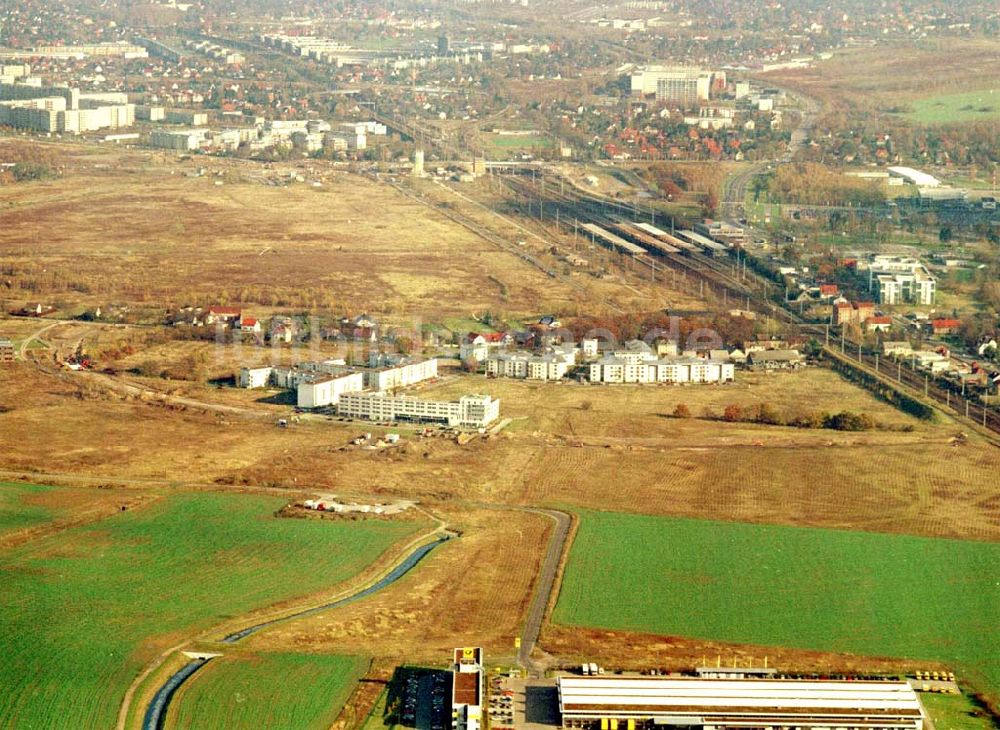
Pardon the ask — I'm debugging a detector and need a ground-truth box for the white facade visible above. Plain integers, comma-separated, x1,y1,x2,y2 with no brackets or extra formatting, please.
337,393,500,428
558,677,924,730
487,351,571,381
869,257,936,306
297,372,365,409
238,366,273,389
589,355,734,384
365,357,439,391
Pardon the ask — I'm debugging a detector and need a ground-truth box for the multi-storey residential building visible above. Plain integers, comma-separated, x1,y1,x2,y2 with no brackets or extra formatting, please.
337,393,500,428
297,372,365,409
486,351,572,381
589,355,734,384
867,256,936,305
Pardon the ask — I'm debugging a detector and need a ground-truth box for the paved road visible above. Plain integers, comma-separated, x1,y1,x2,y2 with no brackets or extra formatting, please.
515,508,572,674
721,87,820,220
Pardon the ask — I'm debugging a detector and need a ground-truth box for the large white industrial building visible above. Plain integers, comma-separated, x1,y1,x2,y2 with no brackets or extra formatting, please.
557,677,925,730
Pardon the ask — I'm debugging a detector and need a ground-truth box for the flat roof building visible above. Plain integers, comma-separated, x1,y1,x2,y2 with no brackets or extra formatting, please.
337,392,499,429
557,677,924,730
452,648,484,730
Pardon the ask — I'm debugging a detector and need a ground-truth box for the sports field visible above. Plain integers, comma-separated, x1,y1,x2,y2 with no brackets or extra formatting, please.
899,90,1000,125
554,511,1000,699
0,491,422,728
168,652,367,729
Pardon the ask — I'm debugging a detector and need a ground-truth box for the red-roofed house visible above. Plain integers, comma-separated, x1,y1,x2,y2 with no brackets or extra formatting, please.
206,306,242,328
460,331,512,362
832,299,876,327
930,318,962,336
241,317,261,334
819,284,839,299
866,316,892,333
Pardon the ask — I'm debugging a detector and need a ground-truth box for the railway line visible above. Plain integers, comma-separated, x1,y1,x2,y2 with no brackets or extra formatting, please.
499,172,786,315
497,170,1000,440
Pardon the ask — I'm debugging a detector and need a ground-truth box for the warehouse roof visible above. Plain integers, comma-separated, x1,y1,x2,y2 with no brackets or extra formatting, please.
558,677,923,717
888,166,941,187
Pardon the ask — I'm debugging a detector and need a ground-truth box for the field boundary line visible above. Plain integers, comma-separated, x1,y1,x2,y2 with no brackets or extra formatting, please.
117,522,449,730
0,491,161,551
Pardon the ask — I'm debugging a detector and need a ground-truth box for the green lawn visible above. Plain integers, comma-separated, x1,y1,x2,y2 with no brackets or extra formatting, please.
362,687,395,730
898,90,1000,125
169,652,367,729
0,482,55,537
920,692,998,730
555,511,1000,700
486,134,554,150
0,492,423,728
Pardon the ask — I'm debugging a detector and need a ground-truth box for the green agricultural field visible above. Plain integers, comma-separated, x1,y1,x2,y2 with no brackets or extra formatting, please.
486,134,554,150
0,492,423,728
920,692,998,730
555,511,1000,699
0,482,54,536
169,652,366,729
898,90,1000,125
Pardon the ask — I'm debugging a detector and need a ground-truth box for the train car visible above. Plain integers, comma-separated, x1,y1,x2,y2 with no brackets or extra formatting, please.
614,223,680,255
581,223,645,256
677,229,729,256
633,222,697,253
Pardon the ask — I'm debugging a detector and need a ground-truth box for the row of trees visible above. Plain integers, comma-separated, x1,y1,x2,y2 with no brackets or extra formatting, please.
672,402,882,431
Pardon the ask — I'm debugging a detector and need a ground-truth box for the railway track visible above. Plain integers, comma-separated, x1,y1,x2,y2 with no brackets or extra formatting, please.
498,171,1000,439
500,172,790,316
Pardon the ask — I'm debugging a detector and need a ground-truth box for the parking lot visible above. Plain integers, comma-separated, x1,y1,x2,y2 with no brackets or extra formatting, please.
496,677,560,730
395,668,452,730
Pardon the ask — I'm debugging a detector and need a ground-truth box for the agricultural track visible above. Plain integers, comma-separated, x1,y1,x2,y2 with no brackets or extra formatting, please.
516,508,572,674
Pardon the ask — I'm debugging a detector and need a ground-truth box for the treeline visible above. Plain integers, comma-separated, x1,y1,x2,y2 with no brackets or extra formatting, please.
825,350,937,420
565,310,759,347
765,163,887,207
672,401,892,431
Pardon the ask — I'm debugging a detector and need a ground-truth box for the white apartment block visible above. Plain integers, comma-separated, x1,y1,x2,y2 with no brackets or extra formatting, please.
0,82,134,133
165,109,208,126
337,393,500,429
238,357,438,407
868,256,936,306
589,355,734,384
487,351,571,381
150,128,207,151
297,372,365,409
365,357,439,391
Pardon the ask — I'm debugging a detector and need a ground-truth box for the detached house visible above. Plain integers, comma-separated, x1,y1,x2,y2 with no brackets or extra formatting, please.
460,332,511,363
